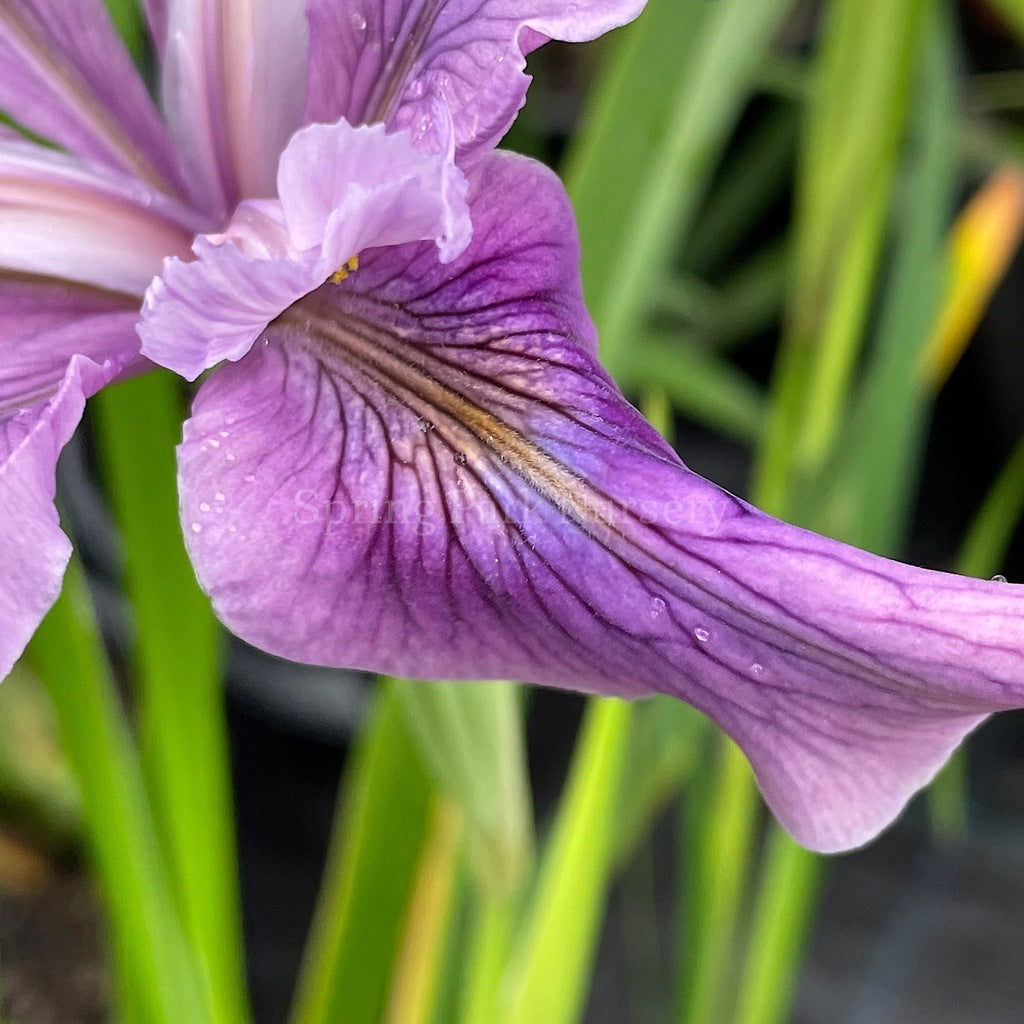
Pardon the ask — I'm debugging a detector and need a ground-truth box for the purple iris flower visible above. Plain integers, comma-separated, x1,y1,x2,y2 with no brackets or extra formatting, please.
3,1,1024,855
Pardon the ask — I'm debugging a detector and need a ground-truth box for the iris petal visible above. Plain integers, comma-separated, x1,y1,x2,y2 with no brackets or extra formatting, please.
175,152,1024,852
0,0,186,197
305,0,647,157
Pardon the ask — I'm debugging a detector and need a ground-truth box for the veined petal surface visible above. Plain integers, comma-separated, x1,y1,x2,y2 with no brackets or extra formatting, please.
176,152,1024,853
0,0,185,196
140,117,470,380
0,138,199,294
305,0,647,157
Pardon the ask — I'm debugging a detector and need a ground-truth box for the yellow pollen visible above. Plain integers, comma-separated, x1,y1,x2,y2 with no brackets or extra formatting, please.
331,254,360,284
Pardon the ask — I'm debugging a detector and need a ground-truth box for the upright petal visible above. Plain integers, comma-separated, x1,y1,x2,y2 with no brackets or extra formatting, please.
161,0,308,213
140,117,470,380
1,349,134,680
0,0,186,197
0,137,199,295
177,152,1024,853
305,0,647,157
142,0,167,56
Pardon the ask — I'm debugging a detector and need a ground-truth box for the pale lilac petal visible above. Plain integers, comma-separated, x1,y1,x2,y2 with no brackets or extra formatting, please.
0,0,186,196
140,118,469,380
161,0,309,213
177,152,1024,853
305,0,647,156
0,138,199,294
0,275,140,413
0,352,131,680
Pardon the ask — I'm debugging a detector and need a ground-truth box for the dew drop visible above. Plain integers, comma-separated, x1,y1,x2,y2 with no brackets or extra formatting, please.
408,78,425,100
693,627,710,644
417,418,433,433
199,502,211,513
751,663,765,679
351,11,367,31
244,473,256,483
226,453,236,462
650,596,666,621
214,491,225,502
992,573,1009,583
208,438,220,448
219,430,230,439
190,522,202,534
454,451,468,465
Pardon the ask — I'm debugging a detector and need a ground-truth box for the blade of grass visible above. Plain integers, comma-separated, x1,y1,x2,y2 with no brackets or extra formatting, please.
756,0,927,510
92,372,249,1024
290,681,433,1024
383,799,464,1024
503,698,632,1024
28,560,212,1024
564,0,794,379
622,332,767,445
397,680,533,895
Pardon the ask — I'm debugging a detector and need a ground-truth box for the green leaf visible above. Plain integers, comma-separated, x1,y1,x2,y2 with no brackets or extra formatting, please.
756,0,928,511
396,680,534,895
564,0,795,375
623,332,767,446
503,699,632,1024
92,372,249,1024
290,682,434,1024
103,0,146,61
28,561,212,1024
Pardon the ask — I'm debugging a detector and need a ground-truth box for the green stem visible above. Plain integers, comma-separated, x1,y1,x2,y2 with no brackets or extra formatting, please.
93,373,249,1024
29,561,211,1024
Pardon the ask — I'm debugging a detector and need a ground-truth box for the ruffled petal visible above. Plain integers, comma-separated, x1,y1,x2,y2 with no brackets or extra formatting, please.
140,117,469,380
0,0,186,197
305,0,647,157
0,137,199,294
160,0,309,213
0,351,133,680
176,152,1024,853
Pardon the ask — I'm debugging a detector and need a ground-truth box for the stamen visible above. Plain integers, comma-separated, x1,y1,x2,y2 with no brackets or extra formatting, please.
331,255,360,284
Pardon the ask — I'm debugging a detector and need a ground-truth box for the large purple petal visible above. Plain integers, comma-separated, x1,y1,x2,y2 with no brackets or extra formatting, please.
0,137,199,294
160,0,309,214
175,152,1024,853
0,349,134,680
0,0,186,198
305,0,647,158
140,117,470,380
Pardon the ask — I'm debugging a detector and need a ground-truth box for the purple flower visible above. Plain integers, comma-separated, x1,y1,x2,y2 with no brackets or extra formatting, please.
0,1,640,675
3,1,1024,855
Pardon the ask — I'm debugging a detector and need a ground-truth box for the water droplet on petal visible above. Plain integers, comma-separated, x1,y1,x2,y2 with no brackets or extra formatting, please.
650,596,666,620
214,491,225,502
751,663,765,679
992,573,1009,583
199,502,211,513
454,451,468,465
351,10,367,30
244,474,256,483
693,627,710,644
408,78,425,100
190,522,202,534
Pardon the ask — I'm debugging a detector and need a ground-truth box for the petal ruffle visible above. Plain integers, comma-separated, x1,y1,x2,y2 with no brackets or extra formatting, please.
0,350,133,680
177,152,1024,853
140,117,470,380
305,0,647,158
0,137,199,294
0,0,186,197
160,0,309,213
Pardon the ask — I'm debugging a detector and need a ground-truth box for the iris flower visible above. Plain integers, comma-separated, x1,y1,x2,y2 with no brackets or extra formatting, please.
3,1,1024,854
